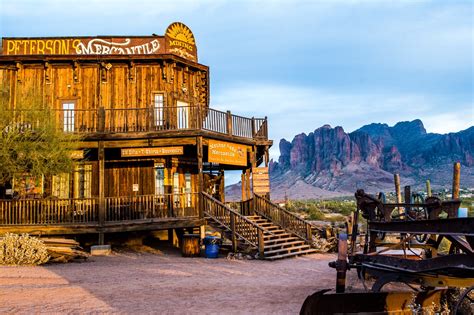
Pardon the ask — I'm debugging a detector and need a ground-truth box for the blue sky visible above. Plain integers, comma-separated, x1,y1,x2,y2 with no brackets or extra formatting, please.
1,0,473,166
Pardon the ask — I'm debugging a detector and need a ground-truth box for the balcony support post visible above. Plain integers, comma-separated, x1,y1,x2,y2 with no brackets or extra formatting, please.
197,136,204,218
251,117,256,137
98,140,105,244
226,110,232,136
98,107,105,132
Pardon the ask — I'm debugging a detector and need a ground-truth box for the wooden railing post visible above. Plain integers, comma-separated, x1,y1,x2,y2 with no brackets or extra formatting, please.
230,212,237,253
306,223,312,244
251,117,256,137
258,229,265,259
452,162,461,200
98,107,105,132
226,110,232,136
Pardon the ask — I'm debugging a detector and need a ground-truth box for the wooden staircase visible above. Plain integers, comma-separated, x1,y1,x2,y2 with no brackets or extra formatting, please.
202,192,317,260
246,215,317,260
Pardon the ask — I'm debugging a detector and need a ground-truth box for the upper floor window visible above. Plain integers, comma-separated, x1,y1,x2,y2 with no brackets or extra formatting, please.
153,93,164,127
62,102,75,132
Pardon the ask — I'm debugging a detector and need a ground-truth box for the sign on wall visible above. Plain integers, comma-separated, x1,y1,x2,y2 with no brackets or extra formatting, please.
252,167,270,194
3,37,165,56
165,22,197,62
208,140,248,167
121,146,183,157
70,150,84,159
2,22,198,62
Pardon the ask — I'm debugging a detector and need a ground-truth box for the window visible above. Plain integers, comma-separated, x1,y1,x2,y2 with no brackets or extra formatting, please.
52,173,70,199
173,172,180,206
185,172,192,207
154,163,165,195
62,102,75,132
73,164,92,199
153,93,164,128
176,101,189,129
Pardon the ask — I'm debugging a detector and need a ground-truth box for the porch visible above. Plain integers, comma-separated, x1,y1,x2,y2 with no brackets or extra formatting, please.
0,193,202,235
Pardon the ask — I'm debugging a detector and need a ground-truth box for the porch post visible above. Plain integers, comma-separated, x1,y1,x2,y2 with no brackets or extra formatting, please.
241,171,247,201
197,136,203,218
264,145,270,200
98,140,105,245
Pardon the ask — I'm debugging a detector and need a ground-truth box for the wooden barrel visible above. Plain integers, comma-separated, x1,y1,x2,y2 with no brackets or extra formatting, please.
182,234,201,257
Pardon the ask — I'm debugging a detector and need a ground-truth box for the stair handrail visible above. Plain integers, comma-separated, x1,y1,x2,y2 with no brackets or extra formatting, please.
253,194,313,243
202,192,273,253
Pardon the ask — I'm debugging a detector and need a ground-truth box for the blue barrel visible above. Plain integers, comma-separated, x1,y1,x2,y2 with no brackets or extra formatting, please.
458,208,468,218
203,236,220,258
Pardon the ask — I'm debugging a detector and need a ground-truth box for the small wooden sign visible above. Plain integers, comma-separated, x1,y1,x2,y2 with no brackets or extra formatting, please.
70,150,84,159
252,167,270,194
208,140,248,167
121,146,183,157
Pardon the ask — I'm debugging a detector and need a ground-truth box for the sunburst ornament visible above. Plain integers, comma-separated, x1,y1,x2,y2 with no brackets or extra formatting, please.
166,22,195,45
165,22,197,61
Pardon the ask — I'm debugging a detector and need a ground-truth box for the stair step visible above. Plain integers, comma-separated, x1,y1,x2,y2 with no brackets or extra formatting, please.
264,240,306,250
250,220,269,224
264,244,312,256
264,236,299,243
264,232,291,239
264,248,318,260
245,216,262,219
258,223,274,227
263,228,286,233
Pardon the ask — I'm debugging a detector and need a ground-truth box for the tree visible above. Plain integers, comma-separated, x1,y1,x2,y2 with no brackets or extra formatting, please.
0,88,81,191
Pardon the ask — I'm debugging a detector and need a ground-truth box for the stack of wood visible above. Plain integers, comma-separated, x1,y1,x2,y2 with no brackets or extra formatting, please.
40,238,89,263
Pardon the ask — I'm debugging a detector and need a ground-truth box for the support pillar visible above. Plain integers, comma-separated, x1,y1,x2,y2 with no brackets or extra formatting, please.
197,136,204,218
394,173,403,218
98,140,105,245
452,162,461,199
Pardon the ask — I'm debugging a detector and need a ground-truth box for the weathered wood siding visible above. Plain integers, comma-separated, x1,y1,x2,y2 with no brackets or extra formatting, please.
0,61,209,113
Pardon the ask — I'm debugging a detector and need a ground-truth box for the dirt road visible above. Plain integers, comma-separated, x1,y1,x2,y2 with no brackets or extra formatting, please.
0,249,337,314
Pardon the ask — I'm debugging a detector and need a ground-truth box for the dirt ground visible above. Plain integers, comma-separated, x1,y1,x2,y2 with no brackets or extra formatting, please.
0,248,343,314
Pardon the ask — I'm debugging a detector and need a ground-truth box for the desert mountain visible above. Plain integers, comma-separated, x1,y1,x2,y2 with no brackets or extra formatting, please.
227,120,473,200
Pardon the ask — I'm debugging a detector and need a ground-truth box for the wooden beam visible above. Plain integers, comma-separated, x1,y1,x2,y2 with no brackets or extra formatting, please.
394,173,403,217
98,141,105,244
452,162,461,199
197,136,204,218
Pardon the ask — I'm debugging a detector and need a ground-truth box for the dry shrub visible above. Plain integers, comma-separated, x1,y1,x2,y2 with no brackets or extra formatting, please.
0,233,50,266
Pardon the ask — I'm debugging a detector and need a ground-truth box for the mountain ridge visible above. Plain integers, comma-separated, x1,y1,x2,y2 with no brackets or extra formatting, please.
263,120,473,200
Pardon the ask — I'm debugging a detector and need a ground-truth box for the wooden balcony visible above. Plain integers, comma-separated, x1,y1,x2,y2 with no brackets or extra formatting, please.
0,193,203,235
5,106,268,141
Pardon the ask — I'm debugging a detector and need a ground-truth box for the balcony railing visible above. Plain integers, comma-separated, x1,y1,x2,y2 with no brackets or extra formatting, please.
3,106,268,140
0,193,200,226
0,198,99,225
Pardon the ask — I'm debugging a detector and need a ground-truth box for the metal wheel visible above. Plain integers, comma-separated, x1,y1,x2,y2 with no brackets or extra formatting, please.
453,286,474,315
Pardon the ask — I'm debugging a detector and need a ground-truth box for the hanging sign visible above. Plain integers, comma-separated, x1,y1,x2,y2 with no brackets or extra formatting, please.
208,140,248,166
252,167,270,194
121,146,183,157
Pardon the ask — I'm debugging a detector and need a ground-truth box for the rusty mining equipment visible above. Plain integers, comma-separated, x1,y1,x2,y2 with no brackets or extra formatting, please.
301,163,474,314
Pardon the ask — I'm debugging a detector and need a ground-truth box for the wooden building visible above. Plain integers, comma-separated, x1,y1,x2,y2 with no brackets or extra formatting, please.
0,23,272,244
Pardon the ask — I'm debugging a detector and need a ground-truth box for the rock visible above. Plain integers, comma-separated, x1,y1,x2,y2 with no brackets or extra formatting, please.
91,245,112,256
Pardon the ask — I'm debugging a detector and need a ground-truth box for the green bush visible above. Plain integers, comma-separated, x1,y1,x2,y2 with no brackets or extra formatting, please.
0,233,50,266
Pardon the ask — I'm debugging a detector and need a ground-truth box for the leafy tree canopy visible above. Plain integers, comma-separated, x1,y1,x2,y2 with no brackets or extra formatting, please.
0,88,80,186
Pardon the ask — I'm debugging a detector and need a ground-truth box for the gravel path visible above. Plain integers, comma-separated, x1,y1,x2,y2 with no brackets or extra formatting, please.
0,249,337,314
